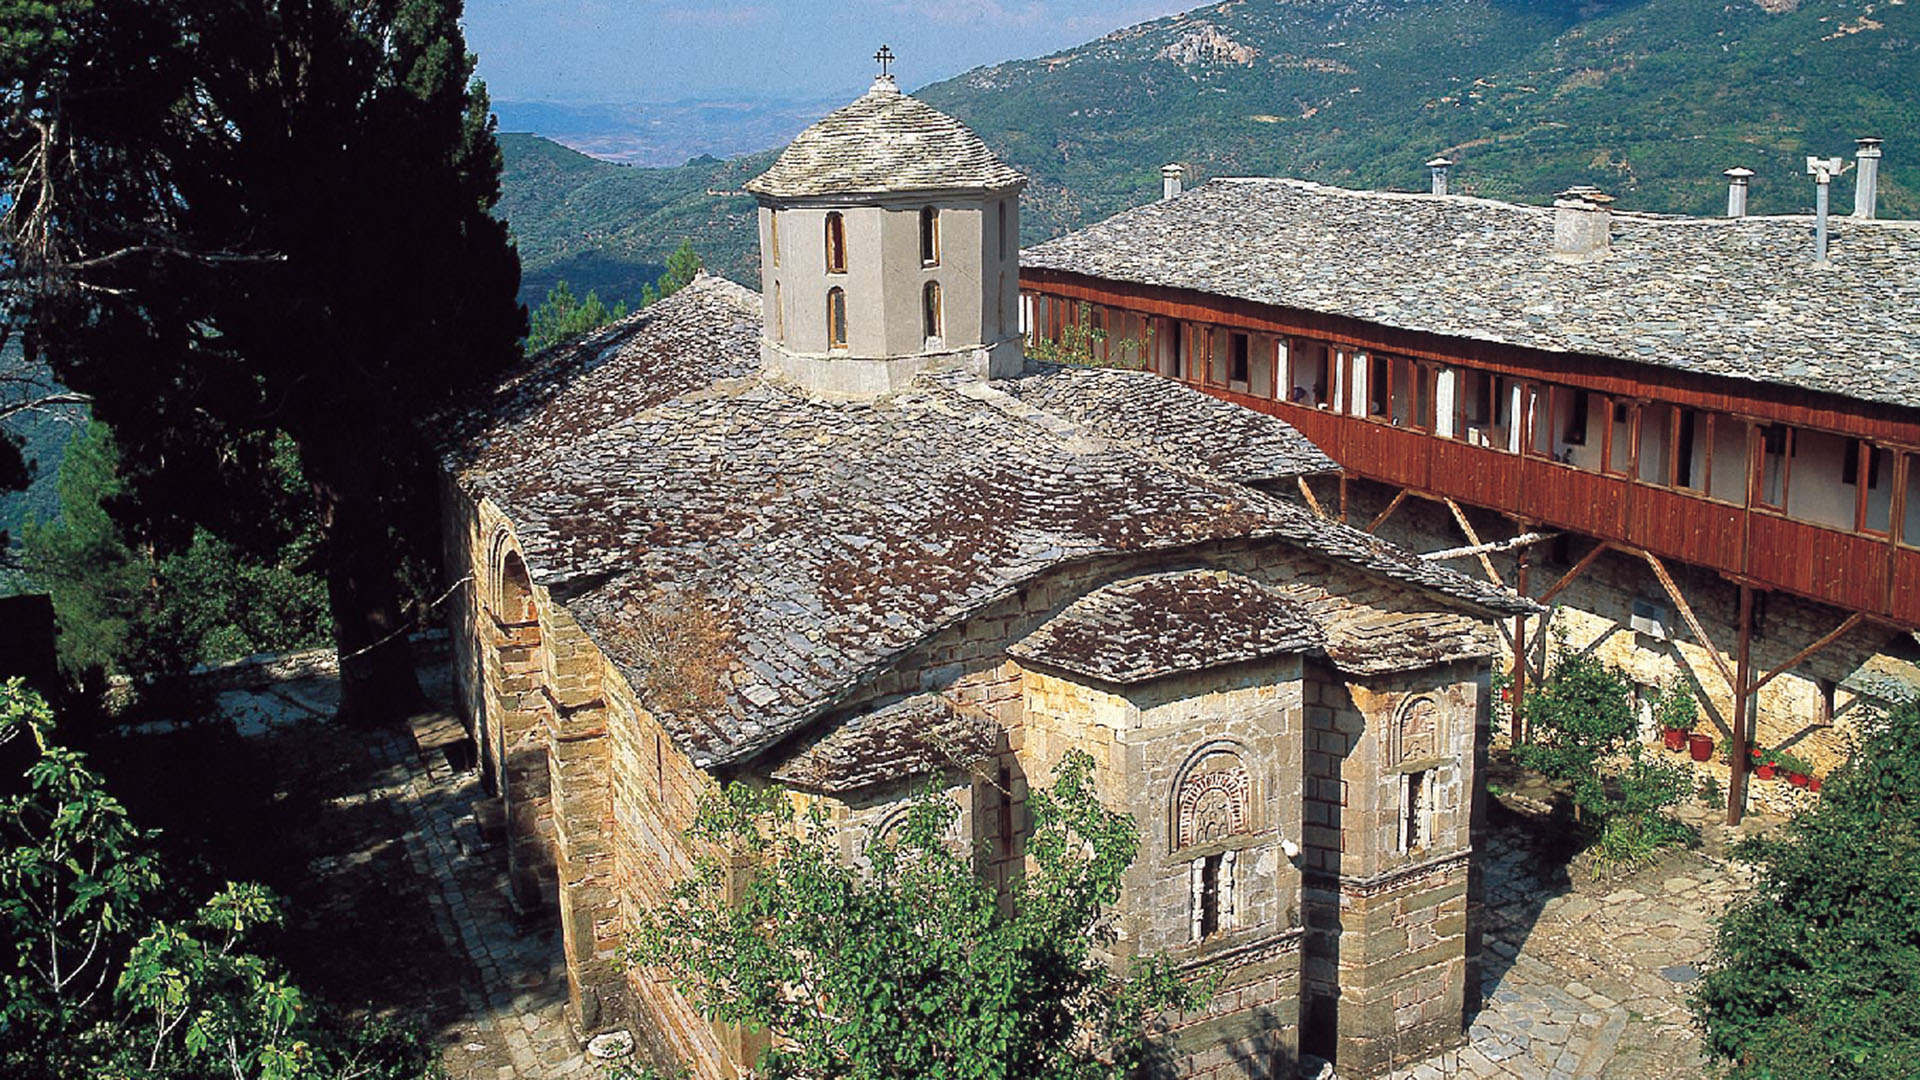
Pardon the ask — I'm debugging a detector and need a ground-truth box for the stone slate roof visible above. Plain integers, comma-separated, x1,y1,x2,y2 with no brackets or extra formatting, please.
770,693,996,793
1023,178,1920,411
745,78,1025,199
1321,609,1500,677
997,364,1337,482
441,276,1534,769
1009,571,1323,685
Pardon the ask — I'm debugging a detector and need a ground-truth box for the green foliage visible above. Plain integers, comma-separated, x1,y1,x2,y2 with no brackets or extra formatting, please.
1691,700,1920,1078
14,0,524,720
21,423,330,678
1653,683,1698,734
1513,646,1639,821
1027,302,1153,370
1698,770,1724,809
0,679,436,1079
627,750,1207,1079
526,280,629,355
1586,748,1696,879
638,239,702,307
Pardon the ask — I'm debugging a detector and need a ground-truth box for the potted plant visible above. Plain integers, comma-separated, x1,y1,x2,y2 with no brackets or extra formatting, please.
1656,685,1698,753
1688,730,1715,762
1809,775,1824,793
1755,748,1781,781
1778,751,1813,788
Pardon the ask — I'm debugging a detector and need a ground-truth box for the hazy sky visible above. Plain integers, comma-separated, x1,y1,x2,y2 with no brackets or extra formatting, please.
462,0,1195,103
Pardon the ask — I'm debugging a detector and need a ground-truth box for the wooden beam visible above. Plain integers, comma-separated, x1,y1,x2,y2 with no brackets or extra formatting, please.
1443,498,1505,587
1536,541,1609,607
1367,490,1408,534
1729,584,1754,826
1748,612,1865,695
1422,532,1552,563
1640,549,1738,693
1297,476,1328,519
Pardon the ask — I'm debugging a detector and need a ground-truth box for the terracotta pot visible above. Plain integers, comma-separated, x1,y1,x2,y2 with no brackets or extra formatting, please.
1757,763,1777,780
1810,777,1823,793
1789,773,1810,788
1663,728,1689,752
1688,733,1714,762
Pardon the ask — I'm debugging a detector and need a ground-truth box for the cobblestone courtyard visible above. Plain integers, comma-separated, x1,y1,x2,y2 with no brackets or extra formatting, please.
190,665,1765,1079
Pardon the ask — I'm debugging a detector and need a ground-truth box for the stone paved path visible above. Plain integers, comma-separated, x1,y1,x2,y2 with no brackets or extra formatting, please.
1395,761,1770,1080
202,663,595,1080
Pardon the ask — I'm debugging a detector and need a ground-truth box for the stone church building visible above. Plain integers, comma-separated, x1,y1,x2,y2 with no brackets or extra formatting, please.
439,73,1533,1079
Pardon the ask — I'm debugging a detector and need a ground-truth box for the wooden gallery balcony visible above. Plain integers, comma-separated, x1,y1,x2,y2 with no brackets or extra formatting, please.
1020,273,1920,628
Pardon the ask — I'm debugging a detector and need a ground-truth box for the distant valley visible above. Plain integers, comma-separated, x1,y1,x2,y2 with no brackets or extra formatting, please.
497,0,1920,309
493,95,854,168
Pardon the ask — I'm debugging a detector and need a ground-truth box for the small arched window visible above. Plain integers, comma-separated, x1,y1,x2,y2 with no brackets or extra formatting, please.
920,206,940,265
827,287,848,350
774,280,785,342
825,212,847,274
922,281,942,342
769,210,781,268
998,201,1008,261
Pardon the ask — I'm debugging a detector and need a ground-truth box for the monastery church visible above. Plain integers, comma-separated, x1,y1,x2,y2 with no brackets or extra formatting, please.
439,70,1536,1079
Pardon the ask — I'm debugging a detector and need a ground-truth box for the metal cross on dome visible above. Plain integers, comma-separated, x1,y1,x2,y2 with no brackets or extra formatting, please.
873,44,896,77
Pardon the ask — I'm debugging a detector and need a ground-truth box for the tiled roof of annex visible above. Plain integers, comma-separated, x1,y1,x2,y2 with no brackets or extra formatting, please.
770,693,996,794
745,78,1025,199
439,275,1533,769
1022,178,1920,410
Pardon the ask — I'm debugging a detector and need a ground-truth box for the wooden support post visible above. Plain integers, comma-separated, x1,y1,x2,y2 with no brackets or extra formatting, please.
1640,550,1737,692
1368,489,1408,534
1747,612,1864,695
1536,541,1608,607
1729,584,1754,826
1339,472,1350,524
1297,475,1328,519
1512,548,1530,746
1444,498,1505,587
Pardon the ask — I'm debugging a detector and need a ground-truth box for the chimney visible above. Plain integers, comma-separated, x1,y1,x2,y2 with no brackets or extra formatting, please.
1427,156,1454,196
1808,156,1844,264
1161,163,1185,201
1552,186,1614,262
1724,167,1754,218
1854,137,1883,219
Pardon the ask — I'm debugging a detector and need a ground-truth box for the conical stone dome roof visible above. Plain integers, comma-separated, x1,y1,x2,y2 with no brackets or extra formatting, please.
745,77,1026,199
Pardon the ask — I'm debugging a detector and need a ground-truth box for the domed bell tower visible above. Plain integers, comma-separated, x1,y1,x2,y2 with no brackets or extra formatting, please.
744,47,1027,396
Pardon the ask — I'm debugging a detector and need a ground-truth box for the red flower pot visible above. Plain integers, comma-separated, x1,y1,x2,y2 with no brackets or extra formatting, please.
1663,728,1688,752
1688,733,1714,762
1789,773,1810,788
1810,777,1823,793
1756,763,1777,780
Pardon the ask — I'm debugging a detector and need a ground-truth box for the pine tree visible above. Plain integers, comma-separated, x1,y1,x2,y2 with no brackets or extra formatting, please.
9,0,524,720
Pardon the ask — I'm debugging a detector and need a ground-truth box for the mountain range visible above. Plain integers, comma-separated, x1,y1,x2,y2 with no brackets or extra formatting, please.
498,0,1920,306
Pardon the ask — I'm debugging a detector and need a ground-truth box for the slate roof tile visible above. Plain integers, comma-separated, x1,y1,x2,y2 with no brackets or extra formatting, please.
745,80,1025,199
1023,178,1920,410
770,693,996,793
441,275,1534,769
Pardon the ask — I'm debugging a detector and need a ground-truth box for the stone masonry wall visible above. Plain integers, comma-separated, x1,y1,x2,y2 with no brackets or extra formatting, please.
1329,476,1919,780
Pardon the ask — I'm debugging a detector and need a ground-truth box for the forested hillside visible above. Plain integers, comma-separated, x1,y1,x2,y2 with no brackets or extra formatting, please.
497,0,1919,304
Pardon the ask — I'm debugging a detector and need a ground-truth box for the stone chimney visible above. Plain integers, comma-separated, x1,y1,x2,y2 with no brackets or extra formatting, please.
1854,137,1883,219
1724,168,1754,218
1427,156,1454,196
1162,163,1185,201
1552,186,1614,262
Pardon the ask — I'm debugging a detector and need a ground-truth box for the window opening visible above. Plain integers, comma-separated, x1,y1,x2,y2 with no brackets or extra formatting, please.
769,210,780,267
1188,850,1236,940
1863,445,1894,534
1638,403,1674,485
996,273,1006,337
773,281,784,342
827,287,848,350
825,212,847,274
1205,327,1227,386
1229,333,1250,385
1608,402,1634,474
998,201,1008,262
1368,355,1389,419
920,206,940,265
922,281,942,342
1564,390,1591,445
1402,770,1430,852
1758,424,1790,509
1675,410,1702,489
1529,386,1553,457
1199,854,1222,937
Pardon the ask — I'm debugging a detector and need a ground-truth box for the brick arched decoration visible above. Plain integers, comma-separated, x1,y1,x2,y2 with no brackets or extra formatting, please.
1171,742,1258,852
1392,696,1445,765
481,529,557,915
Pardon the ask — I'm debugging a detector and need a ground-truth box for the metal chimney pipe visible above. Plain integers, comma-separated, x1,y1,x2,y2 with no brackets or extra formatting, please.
1724,167,1754,218
1427,156,1454,196
1807,156,1844,264
1854,137,1883,219
1161,163,1185,201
